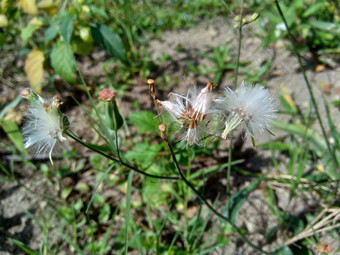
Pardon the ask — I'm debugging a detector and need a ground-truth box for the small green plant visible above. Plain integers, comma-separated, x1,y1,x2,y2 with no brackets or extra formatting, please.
255,0,340,62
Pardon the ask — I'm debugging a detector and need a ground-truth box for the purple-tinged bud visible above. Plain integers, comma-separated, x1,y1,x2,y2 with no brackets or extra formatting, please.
98,88,117,102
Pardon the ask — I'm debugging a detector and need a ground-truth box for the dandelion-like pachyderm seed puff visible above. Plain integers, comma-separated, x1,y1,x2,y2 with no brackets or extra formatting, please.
157,81,277,147
157,81,215,146
215,81,277,146
21,88,69,164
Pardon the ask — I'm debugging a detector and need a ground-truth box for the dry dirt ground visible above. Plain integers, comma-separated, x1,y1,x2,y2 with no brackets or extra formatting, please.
1,16,339,254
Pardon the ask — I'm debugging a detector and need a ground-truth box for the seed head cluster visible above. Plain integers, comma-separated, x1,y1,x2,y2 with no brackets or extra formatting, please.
157,81,215,146
21,88,69,164
157,81,277,146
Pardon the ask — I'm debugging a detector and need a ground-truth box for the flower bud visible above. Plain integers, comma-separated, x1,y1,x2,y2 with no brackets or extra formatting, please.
98,88,117,102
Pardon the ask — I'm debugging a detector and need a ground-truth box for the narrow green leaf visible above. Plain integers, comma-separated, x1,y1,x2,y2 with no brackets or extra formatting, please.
0,161,10,175
99,207,118,255
125,171,134,255
302,3,324,17
310,21,338,31
8,238,38,255
106,100,124,131
221,172,267,225
0,96,21,119
86,164,114,213
91,23,128,64
1,120,27,154
113,100,124,131
323,95,340,149
50,40,77,83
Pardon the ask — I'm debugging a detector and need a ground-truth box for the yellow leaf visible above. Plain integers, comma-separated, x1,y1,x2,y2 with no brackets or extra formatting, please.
280,84,297,112
0,14,8,27
37,0,57,14
1,0,10,13
37,0,53,9
29,16,42,27
17,0,38,15
24,49,45,94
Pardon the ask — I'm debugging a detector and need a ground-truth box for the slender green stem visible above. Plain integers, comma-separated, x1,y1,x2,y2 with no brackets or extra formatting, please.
227,0,243,206
233,0,243,90
274,0,338,168
65,130,180,180
162,137,269,255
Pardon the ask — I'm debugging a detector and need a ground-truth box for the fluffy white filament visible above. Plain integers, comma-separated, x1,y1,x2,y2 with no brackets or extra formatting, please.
22,92,67,164
158,83,214,146
216,81,277,140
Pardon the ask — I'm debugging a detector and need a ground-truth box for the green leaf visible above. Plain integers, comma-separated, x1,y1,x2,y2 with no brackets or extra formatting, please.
266,225,279,243
220,172,267,225
323,95,340,149
61,187,72,199
332,100,340,107
86,165,114,213
98,203,111,224
44,23,57,44
129,110,159,134
99,207,118,255
94,193,105,205
59,12,75,44
105,100,124,131
70,36,93,56
20,24,38,45
310,21,338,31
125,171,134,254
125,143,162,168
113,100,124,131
0,96,21,119
89,5,108,19
1,120,27,154
302,2,324,17
8,238,38,255
91,23,128,64
279,89,297,115
274,245,294,255
0,32,6,47
50,40,77,83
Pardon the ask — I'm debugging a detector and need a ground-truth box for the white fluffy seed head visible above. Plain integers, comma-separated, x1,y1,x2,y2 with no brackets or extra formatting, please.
216,81,277,139
22,91,69,164
158,82,215,146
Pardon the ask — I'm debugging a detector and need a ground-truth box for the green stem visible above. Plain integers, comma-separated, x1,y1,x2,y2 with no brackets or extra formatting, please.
65,130,180,180
227,0,243,208
233,0,243,90
163,138,270,255
274,0,338,168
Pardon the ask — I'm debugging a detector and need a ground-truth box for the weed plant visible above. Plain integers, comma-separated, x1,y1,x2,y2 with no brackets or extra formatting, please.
0,1,339,254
